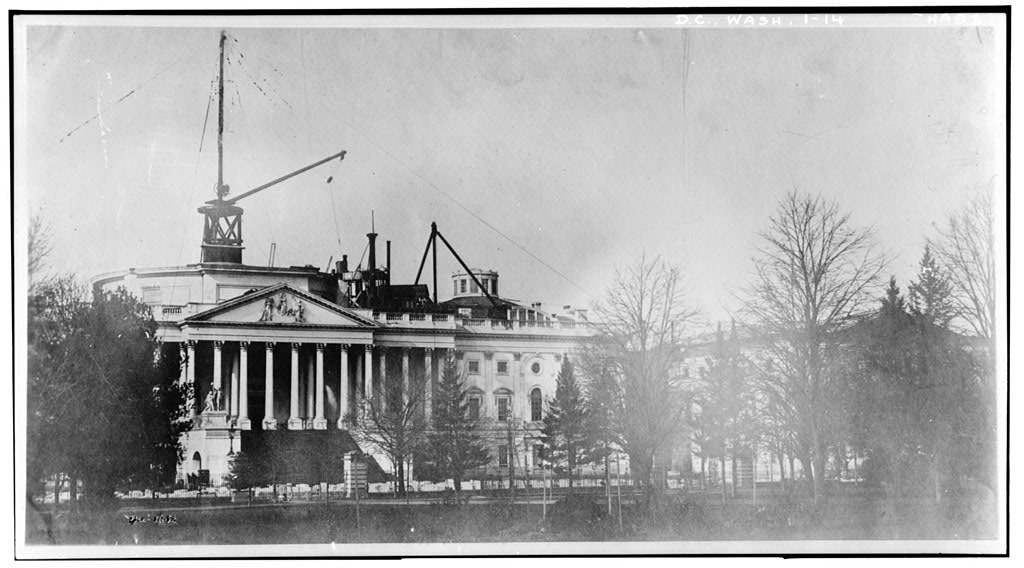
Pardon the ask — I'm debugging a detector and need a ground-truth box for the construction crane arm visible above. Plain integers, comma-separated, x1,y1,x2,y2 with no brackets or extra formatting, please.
207,150,347,205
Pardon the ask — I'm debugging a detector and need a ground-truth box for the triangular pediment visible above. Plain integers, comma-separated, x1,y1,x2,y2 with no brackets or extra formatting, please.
185,284,378,327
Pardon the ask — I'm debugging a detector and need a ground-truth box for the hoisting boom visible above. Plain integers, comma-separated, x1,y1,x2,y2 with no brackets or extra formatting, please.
208,150,347,206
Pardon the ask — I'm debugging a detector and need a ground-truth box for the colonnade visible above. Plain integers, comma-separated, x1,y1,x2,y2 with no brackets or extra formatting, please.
180,340,452,430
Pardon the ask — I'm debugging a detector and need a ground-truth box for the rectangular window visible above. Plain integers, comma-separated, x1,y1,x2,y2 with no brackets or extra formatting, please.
492,280,498,295
533,444,543,466
496,360,508,375
497,397,510,422
468,397,480,421
468,360,480,374
460,279,467,293
470,280,478,293
454,281,458,296
498,445,509,468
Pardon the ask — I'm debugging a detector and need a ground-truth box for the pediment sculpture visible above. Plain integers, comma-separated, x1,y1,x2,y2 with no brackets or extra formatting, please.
258,292,306,323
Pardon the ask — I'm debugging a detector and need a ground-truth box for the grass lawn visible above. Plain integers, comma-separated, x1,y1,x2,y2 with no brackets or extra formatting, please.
24,487,999,546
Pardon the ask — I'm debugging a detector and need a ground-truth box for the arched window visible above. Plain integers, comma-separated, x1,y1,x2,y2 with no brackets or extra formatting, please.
530,388,543,422
191,451,202,471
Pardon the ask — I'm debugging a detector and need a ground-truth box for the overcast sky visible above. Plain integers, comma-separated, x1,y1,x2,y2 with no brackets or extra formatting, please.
19,15,1004,326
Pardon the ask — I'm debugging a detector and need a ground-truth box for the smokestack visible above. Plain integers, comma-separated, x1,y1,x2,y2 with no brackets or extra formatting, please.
367,232,378,272
340,255,348,274
386,240,391,283
366,233,378,303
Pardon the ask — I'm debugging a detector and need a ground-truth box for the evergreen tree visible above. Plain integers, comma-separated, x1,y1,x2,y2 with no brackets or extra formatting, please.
428,356,489,504
854,265,990,503
906,248,988,501
908,246,956,328
27,282,191,507
540,356,589,491
693,321,751,501
581,363,622,511
852,277,916,492
227,442,271,491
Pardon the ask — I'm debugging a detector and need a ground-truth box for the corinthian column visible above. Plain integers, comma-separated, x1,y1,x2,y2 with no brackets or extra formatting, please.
338,344,350,429
364,345,374,402
401,348,410,407
263,342,277,430
379,347,387,407
213,340,224,412
288,343,303,430
424,348,434,423
313,343,327,430
238,341,251,430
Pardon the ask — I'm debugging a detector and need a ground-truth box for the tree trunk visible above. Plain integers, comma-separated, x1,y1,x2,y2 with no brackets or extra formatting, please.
605,453,612,515
720,456,727,503
731,455,738,498
454,473,463,507
509,449,516,512
396,456,406,497
835,446,844,482
777,448,786,490
568,452,575,494
811,423,825,502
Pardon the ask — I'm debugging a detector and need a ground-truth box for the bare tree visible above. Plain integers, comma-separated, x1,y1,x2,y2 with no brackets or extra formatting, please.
590,254,698,512
352,370,429,497
28,213,54,287
743,191,885,502
930,191,996,340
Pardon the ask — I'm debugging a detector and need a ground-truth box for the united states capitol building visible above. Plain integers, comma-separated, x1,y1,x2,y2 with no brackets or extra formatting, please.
93,224,593,489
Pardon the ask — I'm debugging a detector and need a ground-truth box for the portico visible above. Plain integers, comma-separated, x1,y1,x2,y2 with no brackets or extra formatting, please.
179,283,382,433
